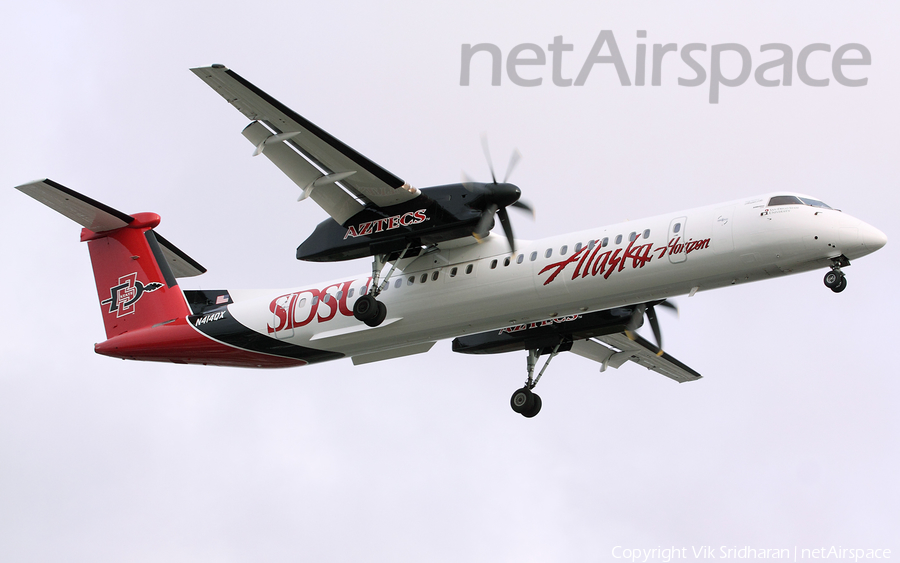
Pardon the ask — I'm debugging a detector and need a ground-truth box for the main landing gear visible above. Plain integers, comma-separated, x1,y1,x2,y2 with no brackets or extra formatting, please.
353,243,413,327
823,257,850,294
510,344,562,418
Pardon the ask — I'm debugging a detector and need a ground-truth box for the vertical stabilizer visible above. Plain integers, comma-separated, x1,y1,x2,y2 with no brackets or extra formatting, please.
83,216,192,338
15,179,205,339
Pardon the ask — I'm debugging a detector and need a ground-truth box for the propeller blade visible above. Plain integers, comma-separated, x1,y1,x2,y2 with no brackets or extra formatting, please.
658,299,679,316
473,203,498,241
511,199,534,217
497,206,516,254
480,134,497,183
646,305,663,352
504,149,521,183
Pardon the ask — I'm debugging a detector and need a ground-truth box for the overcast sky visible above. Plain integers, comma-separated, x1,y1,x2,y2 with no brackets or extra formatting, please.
1,1,897,561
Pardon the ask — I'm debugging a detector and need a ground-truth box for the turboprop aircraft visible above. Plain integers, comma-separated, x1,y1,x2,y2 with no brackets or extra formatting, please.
15,65,887,418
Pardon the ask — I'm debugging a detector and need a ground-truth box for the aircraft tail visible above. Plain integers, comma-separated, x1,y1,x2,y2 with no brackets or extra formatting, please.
15,179,206,339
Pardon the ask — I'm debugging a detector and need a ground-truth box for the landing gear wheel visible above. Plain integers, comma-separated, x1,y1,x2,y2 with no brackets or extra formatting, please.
353,294,378,322
522,393,542,418
510,387,534,414
831,275,847,293
824,271,841,289
363,301,387,327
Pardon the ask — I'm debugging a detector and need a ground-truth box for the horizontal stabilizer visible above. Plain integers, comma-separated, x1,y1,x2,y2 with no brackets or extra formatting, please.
15,179,207,278
154,232,208,278
15,179,133,233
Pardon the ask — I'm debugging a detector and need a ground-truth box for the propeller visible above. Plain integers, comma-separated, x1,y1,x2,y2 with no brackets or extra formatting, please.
467,135,533,253
627,299,679,356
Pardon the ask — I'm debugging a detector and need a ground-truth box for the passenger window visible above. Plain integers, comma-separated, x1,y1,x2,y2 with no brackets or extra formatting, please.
643,229,650,239
490,259,497,269
574,242,582,252
545,248,552,259
588,240,595,250
516,254,524,264
466,264,474,274
432,271,439,281
394,279,402,289
348,288,354,299
420,273,427,283
530,251,537,261
615,234,622,244
674,223,681,234
408,276,415,286
601,237,608,247
312,295,319,305
299,298,307,307
504,257,511,267
629,232,636,242
336,291,343,300
560,245,568,255
450,267,458,278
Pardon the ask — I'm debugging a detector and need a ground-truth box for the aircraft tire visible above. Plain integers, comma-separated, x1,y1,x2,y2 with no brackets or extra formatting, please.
522,393,542,418
510,387,534,414
831,275,847,293
353,294,379,322
823,271,841,289
364,301,387,327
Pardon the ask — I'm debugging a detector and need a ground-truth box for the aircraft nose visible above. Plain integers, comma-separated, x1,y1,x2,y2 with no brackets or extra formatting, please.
859,222,888,252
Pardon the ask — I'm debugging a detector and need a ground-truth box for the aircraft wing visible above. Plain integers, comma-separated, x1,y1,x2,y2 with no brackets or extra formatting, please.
451,308,702,384
191,65,418,225
570,332,702,383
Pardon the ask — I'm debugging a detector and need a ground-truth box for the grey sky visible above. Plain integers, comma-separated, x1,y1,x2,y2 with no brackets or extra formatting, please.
1,1,897,561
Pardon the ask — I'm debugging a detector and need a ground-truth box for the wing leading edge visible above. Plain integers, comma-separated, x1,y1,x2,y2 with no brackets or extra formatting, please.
191,65,419,225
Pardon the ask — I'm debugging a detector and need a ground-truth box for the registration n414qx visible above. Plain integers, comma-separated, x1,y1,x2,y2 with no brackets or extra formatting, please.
16,64,887,418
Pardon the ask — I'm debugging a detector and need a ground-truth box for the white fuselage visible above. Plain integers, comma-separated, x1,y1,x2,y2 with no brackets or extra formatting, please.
214,193,886,360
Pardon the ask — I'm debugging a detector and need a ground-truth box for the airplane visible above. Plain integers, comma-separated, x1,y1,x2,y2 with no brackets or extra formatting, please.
15,64,887,418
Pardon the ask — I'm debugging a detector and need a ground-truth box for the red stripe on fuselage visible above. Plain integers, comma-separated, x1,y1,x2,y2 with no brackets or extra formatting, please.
93,318,306,368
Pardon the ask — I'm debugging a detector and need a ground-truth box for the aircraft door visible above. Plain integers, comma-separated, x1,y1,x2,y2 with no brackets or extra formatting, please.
668,217,687,264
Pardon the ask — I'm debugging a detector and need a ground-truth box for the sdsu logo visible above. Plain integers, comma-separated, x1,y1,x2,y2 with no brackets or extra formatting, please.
100,273,163,317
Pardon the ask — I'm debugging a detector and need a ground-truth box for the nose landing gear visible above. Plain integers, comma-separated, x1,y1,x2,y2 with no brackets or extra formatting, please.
510,345,561,418
823,256,850,294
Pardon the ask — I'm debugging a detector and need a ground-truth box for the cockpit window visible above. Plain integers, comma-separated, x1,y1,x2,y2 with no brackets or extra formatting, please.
799,197,832,210
767,195,834,210
767,195,803,206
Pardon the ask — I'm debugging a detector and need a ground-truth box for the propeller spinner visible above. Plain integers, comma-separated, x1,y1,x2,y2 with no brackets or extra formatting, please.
467,135,533,253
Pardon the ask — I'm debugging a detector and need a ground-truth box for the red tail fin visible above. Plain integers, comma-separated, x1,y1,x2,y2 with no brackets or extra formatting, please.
15,179,206,339
83,214,192,338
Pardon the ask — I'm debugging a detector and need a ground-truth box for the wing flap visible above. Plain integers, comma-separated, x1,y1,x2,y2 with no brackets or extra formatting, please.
571,333,702,383
191,65,419,212
241,121,364,224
